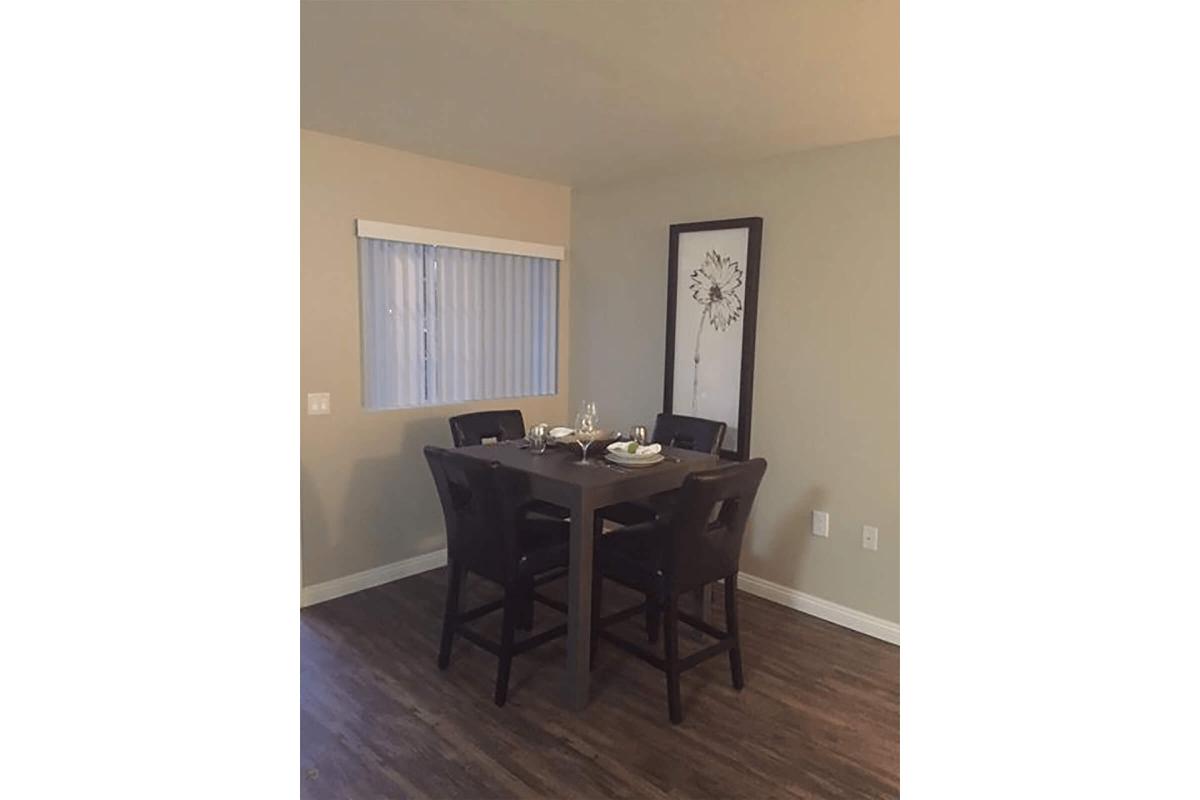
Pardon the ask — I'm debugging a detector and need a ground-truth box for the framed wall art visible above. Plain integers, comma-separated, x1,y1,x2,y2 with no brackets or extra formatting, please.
663,217,763,461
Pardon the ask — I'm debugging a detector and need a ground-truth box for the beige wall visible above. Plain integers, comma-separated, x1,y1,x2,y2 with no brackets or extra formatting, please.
301,130,571,588
570,138,898,622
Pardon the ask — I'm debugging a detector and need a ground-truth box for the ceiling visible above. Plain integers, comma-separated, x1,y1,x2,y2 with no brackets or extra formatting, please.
301,0,898,188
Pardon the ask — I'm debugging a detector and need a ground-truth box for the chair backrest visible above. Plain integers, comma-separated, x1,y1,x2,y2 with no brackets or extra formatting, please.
663,458,768,591
448,410,526,447
423,445,528,583
652,413,727,455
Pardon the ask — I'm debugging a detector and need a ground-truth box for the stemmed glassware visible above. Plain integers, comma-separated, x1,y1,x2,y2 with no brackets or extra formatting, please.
527,423,549,455
574,402,598,465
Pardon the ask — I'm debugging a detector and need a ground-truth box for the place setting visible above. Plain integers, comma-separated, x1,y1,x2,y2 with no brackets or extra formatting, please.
522,402,677,473
603,439,664,468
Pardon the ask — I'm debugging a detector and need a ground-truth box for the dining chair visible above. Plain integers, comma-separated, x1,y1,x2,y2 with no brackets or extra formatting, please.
600,413,728,524
651,412,728,454
598,413,728,640
447,409,527,447
424,446,571,706
448,408,571,561
590,458,767,724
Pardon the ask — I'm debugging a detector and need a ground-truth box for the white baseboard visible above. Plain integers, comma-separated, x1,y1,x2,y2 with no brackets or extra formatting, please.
301,548,448,608
299,549,899,645
736,572,900,645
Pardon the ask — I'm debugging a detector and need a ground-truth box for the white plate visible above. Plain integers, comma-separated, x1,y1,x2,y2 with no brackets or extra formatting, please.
605,452,664,467
606,441,662,458
606,449,660,461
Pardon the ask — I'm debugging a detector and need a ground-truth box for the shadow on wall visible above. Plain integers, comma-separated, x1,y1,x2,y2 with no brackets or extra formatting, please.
340,417,451,566
300,464,328,587
340,415,449,561
302,415,452,587
745,482,828,585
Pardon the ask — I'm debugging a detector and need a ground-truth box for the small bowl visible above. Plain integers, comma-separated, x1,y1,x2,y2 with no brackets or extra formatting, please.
552,430,620,453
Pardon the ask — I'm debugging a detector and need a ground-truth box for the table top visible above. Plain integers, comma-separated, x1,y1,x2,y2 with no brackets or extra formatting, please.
454,441,718,493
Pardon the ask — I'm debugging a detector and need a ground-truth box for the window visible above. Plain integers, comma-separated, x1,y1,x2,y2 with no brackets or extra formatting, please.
357,220,560,410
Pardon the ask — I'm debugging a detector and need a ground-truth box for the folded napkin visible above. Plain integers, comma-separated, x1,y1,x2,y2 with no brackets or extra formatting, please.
549,426,574,438
607,441,662,457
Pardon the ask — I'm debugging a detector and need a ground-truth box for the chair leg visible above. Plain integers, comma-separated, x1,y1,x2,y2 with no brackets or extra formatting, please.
646,595,660,643
663,594,683,724
494,590,518,707
725,575,745,690
437,562,463,670
517,578,535,632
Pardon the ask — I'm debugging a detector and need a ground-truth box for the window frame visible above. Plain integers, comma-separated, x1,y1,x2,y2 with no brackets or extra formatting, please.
356,219,563,411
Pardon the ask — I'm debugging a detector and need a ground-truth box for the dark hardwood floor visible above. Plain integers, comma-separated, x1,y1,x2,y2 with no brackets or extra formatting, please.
301,567,899,799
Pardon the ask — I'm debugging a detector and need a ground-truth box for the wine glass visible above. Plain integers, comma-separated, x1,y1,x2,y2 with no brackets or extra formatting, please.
574,404,597,465
527,423,549,455
581,401,599,435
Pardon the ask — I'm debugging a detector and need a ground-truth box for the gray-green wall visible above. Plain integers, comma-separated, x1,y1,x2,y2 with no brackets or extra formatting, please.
569,137,899,622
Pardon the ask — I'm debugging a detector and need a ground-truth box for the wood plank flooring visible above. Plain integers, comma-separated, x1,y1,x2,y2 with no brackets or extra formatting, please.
301,567,899,799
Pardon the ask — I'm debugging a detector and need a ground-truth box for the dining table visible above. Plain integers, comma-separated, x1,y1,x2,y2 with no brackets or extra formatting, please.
455,438,720,710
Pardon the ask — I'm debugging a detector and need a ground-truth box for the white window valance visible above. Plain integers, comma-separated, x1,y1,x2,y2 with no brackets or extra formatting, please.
356,219,565,261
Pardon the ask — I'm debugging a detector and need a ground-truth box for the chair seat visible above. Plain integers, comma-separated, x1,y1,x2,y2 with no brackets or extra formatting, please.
522,499,571,520
600,501,656,526
515,518,570,578
600,490,679,526
597,520,668,598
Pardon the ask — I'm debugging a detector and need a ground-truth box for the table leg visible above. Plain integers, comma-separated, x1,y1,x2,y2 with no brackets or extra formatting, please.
563,497,596,710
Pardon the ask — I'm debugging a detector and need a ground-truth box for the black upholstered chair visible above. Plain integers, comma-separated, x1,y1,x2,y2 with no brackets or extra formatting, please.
424,446,570,706
447,409,527,447
597,413,728,639
448,409,571,530
591,458,767,724
600,413,727,527
652,413,728,454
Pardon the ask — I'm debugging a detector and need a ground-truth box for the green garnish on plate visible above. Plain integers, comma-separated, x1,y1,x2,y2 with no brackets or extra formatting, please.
627,441,639,454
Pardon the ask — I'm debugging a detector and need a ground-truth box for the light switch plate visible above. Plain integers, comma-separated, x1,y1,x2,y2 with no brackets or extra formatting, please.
307,392,331,415
862,525,879,551
812,510,829,538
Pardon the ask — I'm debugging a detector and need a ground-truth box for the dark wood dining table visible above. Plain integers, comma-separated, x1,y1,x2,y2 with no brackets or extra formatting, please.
455,440,719,710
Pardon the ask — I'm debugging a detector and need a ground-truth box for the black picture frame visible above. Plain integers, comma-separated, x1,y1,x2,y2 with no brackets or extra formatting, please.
663,217,763,461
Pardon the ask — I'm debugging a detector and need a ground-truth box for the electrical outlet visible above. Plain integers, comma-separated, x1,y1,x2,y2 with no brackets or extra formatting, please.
812,510,829,538
307,392,331,415
862,525,879,551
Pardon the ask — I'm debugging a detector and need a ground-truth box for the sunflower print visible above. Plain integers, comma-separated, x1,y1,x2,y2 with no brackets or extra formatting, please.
689,250,744,331
687,249,744,413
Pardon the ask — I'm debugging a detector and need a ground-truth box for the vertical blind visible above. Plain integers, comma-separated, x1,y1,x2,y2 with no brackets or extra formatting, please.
359,237,558,410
